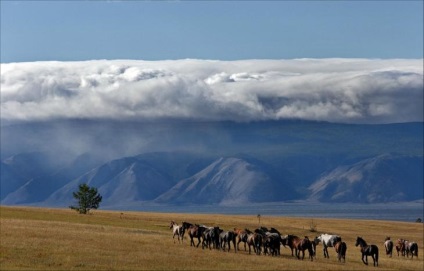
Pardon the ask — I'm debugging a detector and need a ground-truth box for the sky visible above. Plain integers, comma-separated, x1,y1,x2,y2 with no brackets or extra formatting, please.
1,1,423,62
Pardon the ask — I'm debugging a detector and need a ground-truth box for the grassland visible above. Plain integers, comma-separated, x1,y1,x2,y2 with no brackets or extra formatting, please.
0,206,423,270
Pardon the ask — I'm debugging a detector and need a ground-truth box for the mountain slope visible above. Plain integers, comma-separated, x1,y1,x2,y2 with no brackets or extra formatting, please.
45,156,174,207
155,157,297,205
308,154,423,203
1,153,102,204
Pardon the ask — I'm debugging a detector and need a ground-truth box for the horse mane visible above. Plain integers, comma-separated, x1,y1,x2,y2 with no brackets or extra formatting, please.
357,236,368,246
270,227,281,234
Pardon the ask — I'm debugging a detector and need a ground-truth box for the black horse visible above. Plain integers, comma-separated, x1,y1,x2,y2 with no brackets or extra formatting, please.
219,230,237,252
202,227,221,250
355,237,379,266
181,221,193,241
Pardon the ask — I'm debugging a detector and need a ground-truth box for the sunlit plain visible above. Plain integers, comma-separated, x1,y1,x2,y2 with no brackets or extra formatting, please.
0,206,422,270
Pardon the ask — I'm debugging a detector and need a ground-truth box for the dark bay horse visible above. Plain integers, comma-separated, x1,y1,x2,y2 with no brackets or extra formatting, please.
355,237,379,266
334,241,347,263
285,235,313,260
296,236,314,261
396,238,406,256
384,236,393,257
187,224,206,247
281,234,297,256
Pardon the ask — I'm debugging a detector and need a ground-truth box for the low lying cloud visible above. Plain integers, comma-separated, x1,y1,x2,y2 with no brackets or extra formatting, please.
1,59,423,124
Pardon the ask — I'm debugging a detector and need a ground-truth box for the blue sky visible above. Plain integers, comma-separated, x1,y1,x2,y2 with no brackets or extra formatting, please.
1,1,423,62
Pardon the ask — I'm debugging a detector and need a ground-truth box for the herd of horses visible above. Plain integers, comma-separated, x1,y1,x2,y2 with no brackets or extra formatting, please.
170,221,419,267
384,236,419,259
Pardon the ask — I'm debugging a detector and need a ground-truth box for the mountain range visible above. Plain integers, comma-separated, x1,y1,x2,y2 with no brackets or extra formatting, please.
1,120,423,208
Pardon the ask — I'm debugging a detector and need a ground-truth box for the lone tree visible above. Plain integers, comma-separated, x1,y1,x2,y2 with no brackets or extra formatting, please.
69,183,102,214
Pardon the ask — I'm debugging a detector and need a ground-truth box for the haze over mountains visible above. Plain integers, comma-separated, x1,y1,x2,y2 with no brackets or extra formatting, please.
1,120,422,208
1,59,423,209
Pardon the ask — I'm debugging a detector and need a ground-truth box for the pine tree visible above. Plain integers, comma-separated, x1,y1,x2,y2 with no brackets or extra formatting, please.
69,183,102,214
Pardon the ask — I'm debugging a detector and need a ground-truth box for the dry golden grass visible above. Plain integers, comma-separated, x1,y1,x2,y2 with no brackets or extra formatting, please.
0,206,423,270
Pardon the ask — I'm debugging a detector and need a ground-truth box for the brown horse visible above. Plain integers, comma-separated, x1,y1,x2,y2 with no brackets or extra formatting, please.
281,234,297,256
334,241,347,262
187,224,206,247
296,236,314,261
396,238,406,256
234,228,249,251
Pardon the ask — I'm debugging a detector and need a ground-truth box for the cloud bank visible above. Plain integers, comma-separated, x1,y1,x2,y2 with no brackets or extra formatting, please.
1,59,423,124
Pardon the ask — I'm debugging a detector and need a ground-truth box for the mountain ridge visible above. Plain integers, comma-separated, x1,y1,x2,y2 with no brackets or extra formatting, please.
1,120,422,207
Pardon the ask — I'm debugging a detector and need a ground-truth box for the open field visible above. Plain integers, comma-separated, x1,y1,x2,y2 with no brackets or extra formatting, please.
0,206,423,270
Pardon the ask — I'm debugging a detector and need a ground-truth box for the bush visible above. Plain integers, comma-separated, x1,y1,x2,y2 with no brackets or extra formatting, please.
309,219,318,232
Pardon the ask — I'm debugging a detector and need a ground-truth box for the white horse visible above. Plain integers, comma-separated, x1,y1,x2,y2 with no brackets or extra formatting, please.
405,241,419,259
314,233,341,258
170,221,184,244
384,237,393,257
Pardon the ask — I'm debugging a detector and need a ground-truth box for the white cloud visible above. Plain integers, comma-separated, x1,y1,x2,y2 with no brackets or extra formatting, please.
1,58,423,124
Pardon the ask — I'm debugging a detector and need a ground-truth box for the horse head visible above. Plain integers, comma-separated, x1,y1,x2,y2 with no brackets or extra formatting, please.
270,227,281,235
355,236,366,247
182,221,193,230
170,221,176,228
